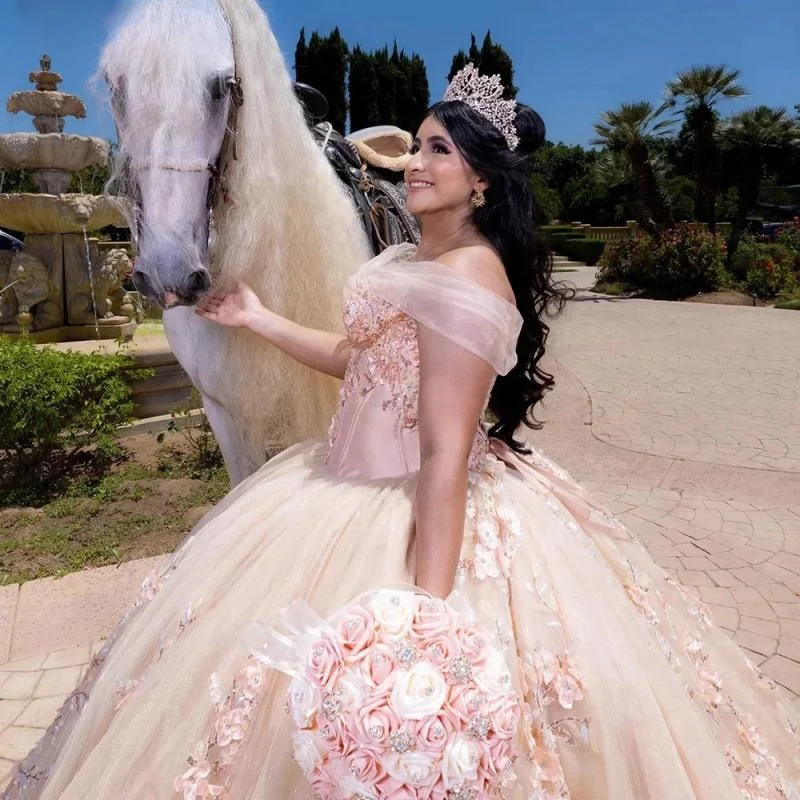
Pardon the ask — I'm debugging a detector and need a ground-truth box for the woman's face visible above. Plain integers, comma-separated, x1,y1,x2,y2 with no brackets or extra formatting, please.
404,115,485,217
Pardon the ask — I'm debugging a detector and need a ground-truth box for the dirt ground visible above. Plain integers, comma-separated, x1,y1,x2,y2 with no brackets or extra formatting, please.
0,431,229,585
684,289,771,306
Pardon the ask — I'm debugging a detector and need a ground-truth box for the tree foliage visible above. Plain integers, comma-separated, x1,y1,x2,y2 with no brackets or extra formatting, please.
448,32,517,99
294,27,349,131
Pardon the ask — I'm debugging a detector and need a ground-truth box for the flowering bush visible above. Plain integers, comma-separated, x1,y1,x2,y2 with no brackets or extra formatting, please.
254,589,521,800
595,234,654,287
776,217,800,266
745,253,797,299
596,227,727,298
729,239,797,298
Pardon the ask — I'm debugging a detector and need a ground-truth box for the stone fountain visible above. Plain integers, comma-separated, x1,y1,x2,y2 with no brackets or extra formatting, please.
0,55,137,341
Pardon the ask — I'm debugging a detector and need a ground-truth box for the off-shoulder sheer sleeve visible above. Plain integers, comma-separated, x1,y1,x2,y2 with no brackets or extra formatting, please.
353,245,523,375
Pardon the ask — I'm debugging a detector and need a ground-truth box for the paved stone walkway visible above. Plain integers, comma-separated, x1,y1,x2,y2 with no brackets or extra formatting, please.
535,281,800,711
1,272,799,783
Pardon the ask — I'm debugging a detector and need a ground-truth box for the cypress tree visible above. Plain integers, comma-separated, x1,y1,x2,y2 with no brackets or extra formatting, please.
294,28,309,84
293,29,349,131
448,32,517,100
349,45,380,131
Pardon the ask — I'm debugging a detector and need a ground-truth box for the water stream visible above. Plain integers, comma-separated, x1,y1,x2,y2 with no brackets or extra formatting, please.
81,226,101,340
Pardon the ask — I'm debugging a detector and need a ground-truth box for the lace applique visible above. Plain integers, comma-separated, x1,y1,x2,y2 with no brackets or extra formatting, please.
517,647,589,800
327,279,492,473
175,657,267,800
457,459,522,583
623,562,799,798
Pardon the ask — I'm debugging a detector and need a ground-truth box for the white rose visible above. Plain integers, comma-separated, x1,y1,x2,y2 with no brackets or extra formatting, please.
337,667,366,711
391,661,448,720
473,649,512,700
291,729,322,777
339,774,378,799
287,675,321,728
368,590,416,639
383,750,438,787
442,733,479,789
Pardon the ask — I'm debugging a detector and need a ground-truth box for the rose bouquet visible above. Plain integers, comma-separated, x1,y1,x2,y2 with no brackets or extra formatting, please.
249,589,520,800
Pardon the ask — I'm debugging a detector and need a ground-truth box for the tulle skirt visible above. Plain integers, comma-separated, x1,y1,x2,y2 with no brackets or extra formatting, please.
4,440,799,799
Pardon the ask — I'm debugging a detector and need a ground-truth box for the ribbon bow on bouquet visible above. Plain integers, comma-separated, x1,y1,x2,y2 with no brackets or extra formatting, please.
247,588,522,800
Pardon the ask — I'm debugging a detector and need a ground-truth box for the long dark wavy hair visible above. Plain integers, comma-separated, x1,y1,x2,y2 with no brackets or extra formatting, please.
427,99,573,453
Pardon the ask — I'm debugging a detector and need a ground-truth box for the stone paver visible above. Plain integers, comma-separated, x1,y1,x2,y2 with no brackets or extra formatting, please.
535,289,800,701
0,287,799,774
550,297,800,473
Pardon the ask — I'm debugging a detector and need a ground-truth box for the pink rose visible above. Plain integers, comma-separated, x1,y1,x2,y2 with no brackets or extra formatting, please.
340,744,387,788
445,684,484,725
414,714,455,755
317,714,351,757
423,777,449,800
335,605,377,657
455,626,490,668
357,643,396,690
489,694,520,739
376,776,430,799
309,762,338,798
307,633,343,691
482,734,514,779
345,694,402,753
410,597,456,643
421,634,459,671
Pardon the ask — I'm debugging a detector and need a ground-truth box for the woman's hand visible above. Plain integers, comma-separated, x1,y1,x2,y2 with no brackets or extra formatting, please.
195,281,264,328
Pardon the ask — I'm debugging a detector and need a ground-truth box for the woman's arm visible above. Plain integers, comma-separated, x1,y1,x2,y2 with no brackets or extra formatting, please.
414,246,512,598
195,282,351,379
415,323,497,598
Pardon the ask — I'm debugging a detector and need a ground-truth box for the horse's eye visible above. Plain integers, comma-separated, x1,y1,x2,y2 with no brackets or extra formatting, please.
208,76,227,104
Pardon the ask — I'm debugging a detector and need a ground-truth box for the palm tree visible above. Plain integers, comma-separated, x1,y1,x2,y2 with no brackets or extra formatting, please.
666,65,747,232
592,101,674,234
723,106,800,253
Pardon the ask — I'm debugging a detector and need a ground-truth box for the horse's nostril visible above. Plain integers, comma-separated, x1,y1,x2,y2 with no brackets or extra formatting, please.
186,269,211,297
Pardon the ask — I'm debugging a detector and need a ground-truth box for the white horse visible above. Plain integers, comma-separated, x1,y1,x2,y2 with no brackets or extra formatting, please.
101,0,370,485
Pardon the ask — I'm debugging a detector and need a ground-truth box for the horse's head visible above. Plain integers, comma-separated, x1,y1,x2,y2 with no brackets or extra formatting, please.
101,0,237,307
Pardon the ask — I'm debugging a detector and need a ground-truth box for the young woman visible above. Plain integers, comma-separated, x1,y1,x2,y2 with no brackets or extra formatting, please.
5,66,798,800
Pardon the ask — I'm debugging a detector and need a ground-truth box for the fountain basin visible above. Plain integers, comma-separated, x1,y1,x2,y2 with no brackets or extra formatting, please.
0,133,109,172
0,193,129,234
7,91,86,120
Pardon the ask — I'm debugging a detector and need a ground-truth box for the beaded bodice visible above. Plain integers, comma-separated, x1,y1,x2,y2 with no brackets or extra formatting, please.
325,276,490,480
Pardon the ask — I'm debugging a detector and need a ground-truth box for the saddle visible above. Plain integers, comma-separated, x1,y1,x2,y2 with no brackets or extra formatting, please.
295,83,420,255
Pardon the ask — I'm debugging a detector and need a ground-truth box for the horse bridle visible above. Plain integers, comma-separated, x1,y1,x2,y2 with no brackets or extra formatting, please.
121,0,243,245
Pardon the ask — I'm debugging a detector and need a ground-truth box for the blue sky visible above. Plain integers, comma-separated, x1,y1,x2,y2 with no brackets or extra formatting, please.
2,0,798,148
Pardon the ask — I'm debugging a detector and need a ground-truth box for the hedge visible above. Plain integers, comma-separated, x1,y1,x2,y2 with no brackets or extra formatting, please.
549,232,587,250
0,337,139,484
562,238,606,266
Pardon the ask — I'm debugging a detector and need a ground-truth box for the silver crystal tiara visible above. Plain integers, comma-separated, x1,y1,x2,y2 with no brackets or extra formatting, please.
443,63,519,151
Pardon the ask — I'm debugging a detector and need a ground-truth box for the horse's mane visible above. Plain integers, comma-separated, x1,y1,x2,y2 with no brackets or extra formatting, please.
104,0,370,451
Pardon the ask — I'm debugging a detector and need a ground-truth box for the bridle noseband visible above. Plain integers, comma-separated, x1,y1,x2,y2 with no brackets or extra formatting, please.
123,0,243,247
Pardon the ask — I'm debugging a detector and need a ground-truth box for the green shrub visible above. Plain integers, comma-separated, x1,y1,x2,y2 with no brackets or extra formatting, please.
0,338,138,486
744,252,797,299
540,225,580,237
563,238,606,266
596,235,656,285
596,227,727,298
776,218,800,265
729,240,794,282
549,231,586,250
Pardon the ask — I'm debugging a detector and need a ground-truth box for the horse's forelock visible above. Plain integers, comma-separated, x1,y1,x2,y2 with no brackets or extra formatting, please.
101,0,233,149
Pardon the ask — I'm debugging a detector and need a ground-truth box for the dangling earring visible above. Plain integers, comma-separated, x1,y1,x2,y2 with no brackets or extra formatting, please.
471,189,486,209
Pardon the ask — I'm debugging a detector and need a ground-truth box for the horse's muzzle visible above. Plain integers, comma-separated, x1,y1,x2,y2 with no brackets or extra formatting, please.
132,268,211,308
